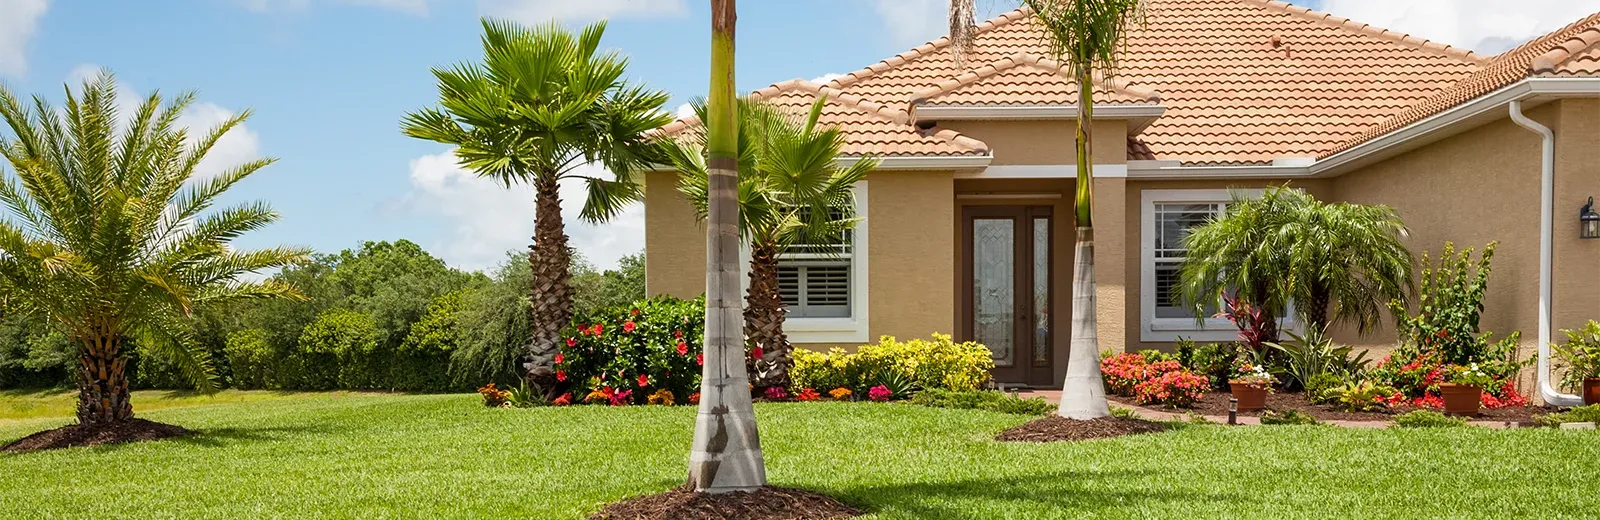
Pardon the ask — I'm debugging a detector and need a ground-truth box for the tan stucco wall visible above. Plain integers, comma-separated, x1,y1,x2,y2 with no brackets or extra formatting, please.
1329,107,1550,355
1550,99,1600,338
643,170,706,299
940,119,1129,165
1121,178,1335,353
867,172,957,344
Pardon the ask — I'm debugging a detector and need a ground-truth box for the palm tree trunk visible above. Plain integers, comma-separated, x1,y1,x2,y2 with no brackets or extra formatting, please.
689,0,766,494
1305,282,1331,333
526,175,572,396
744,242,790,389
1059,67,1110,420
77,334,132,425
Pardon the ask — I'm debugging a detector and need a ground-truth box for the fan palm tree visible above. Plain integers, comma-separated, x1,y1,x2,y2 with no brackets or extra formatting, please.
1178,186,1413,335
687,0,767,494
0,72,308,425
401,19,671,393
664,96,874,389
948,0,1146,419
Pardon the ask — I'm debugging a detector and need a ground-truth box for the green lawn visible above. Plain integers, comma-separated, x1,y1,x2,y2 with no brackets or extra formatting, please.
1,393,1597,519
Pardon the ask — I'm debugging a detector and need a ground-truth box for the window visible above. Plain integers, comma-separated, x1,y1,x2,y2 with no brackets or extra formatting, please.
1140,189,1293,342
748,182,869,343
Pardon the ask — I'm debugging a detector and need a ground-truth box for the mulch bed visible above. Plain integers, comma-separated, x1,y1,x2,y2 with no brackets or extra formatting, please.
590,485,863,520
2,418,196,453
995,415,1169,443
1110,391,1549,426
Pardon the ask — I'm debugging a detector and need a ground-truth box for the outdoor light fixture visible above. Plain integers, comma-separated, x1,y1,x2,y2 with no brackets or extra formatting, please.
1582,197,1600,239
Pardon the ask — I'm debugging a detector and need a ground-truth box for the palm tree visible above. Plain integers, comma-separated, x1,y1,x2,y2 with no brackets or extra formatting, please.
0,72,308,426
664,97,873,389
1179,186,1413,335
402,19,670,394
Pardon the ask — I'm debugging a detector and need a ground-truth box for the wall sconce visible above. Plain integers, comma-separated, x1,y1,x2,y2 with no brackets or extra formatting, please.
1583,197,1600,239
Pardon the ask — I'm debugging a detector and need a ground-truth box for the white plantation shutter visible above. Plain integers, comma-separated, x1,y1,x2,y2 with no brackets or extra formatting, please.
776,207,854,318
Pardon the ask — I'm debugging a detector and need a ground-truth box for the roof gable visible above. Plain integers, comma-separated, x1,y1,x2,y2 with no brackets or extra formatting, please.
910,53,1160,107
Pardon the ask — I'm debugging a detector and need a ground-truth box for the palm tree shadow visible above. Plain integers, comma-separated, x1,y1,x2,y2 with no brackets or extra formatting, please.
167,424,337,448
839,469,1240,519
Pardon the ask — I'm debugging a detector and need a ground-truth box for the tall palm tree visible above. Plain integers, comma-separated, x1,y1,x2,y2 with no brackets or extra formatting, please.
1179,186,1413,335
688,0,768,494
0,72,308,426
402,19,670,394
665,97,874,389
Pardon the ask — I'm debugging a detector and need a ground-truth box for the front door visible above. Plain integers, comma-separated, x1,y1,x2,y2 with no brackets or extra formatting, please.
962,206,1054,387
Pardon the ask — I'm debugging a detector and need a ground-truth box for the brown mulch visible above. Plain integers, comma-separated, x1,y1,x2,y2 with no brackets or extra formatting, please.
590,485,863,520
995,415,1169,443
2,418,196,453
1110,391,1550,425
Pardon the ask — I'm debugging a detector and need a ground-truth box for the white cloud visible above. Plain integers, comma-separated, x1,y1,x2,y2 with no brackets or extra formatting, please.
675,102,695,120
873,0,947,51
1321,0,1599,54
478,0,687,23
402,149,644,272
0,0,49,78
809,73,843,85
65,65,264,182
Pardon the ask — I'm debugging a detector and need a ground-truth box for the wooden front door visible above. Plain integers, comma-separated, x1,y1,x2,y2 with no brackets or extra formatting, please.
962,206,1054,387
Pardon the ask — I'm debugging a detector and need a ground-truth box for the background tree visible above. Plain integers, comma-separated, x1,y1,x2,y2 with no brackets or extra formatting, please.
570,250,646,314
1179,186,1413,335
401,19,670,394
688,0,768,494
664,97,872,389
0,72,308,425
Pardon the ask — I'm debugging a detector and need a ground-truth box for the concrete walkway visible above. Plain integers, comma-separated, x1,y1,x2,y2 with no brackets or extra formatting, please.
1015,389,1522,429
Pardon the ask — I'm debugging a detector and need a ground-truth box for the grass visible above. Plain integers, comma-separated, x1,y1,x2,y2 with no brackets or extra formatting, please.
1,394,1598,519
0,388,379,425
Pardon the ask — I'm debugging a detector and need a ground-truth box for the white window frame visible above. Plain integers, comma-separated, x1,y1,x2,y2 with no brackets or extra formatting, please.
1139,189,1297,342
741,182,869,344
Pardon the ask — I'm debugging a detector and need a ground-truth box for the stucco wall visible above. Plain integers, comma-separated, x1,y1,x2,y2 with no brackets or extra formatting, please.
939,119,1128,165
644,170,706,300
865,171,957,344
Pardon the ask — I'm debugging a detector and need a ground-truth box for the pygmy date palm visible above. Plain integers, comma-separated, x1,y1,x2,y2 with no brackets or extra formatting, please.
664,97,873,389
402,19,670,392
0,72,308,425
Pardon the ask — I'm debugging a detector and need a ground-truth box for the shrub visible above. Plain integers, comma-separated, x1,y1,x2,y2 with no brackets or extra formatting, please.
1536,404,1600,428
1133,370,1208,408
1178,339,1238,390
1101,352,1150,396
790,334,992,394
867,385,892,402
909,389,1055,416
1136,349,1178,364
1395,410,1468,428
223,329,278,389
1264,325,1371,391
557,296,704,405
1109,405,1138,419
1390,242,1522,366
1305,373,1345,404
478,383,509,407
1260,410,1321,425
1323,381,1395,412
299,309,382,390
1554,321,1600,391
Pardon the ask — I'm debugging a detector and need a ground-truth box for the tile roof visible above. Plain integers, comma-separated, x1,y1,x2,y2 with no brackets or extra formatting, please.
1322,11,1600,158
655,79,989,157
910,52,1160,107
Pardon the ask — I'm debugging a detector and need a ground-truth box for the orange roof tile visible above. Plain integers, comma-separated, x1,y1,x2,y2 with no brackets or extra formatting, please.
1322,12,1600,158
655,79,988,157
910,52,1160,107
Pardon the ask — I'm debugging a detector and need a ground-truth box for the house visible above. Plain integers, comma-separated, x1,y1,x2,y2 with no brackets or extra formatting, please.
643,0,1600,395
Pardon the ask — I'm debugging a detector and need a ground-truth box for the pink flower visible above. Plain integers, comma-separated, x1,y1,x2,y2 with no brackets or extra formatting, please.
674,330,684,339
566,337,576,347
577,324,588,336
637,374,649,388
696,352,704,366
623,321,636,333
554,353,564,364
868,385,892,402
676,341,689,355
591,324,603,336
556,370,567,382
763,386,789,400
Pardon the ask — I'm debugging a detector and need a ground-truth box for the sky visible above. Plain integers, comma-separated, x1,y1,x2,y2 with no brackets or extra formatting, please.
1,0,1597,273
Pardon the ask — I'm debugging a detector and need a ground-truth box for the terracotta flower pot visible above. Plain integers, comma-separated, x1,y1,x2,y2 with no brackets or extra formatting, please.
1583,378,1600,406
1439,383,1482,416
1230,382,1268,412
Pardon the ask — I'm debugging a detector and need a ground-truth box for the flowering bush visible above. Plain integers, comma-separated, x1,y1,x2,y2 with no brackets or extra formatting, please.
1368,347,1527,409
478,383,509,407
790,334,994,394
556,296,704,405
795,388,821,401
1101,353,1149,396
829,388,852,401
1230,360,1275,390
553,392,572,406
1133,370,1208,408
1448,363,1496,387
868,385,892,402
762,386,789,401
647,389,675,405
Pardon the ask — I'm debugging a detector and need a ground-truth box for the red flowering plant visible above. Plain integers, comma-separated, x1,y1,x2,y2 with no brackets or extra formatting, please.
1134,370,1209,408
555,296,705,405
1100,353,1149,396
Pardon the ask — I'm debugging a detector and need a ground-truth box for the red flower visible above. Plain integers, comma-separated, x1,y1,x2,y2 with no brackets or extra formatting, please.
553,393,572,406
591,324,603,336
566,337,576,347
637,374,649,388
752,347,764,361
696,352,704,366
554,353,564,364
623,321,637,333
631,308,641,316
674,330,684,339
556,370,567,382
676,341,689,355
577,324,588,336
688,392,701,404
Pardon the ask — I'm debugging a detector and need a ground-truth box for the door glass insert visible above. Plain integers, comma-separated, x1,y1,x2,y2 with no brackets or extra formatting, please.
973,218,1015,367
1032,217,1050,367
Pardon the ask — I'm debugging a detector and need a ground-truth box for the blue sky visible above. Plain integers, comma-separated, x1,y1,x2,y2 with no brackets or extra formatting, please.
0,0,1590,272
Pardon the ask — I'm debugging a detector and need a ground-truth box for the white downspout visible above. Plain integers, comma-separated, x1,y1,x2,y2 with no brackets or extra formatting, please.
1508,101,1584,407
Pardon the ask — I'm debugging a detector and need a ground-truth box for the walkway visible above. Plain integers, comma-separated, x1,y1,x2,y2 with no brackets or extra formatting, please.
1016,389,1523,429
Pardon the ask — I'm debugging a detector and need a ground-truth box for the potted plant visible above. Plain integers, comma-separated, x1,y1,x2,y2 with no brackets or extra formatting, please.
1554,321,1600,405
1229,361,1274,412
1440,364,1491,416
